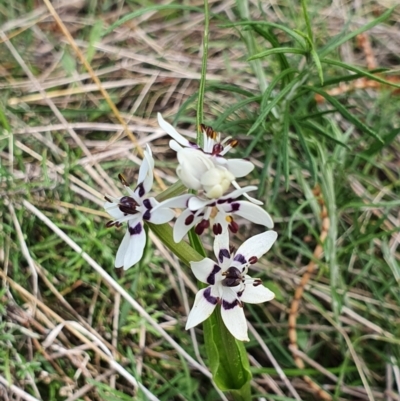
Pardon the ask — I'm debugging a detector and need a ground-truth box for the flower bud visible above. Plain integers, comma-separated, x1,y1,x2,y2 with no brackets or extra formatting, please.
176,148,214,190
200,166,235,199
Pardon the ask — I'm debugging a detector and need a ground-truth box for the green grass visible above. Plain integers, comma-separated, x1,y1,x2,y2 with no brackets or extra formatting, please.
1,0,400,400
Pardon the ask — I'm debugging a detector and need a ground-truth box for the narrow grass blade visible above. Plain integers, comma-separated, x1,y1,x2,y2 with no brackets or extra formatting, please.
307,86,383,142
248,74,300,136
319,7,395,58
248,47,306,61
221,21,307,48
322,58,400,89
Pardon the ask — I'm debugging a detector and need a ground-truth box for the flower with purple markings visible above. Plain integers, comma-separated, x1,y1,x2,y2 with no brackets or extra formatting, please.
104,146,175,270
186,231,277,341
161,186,274,243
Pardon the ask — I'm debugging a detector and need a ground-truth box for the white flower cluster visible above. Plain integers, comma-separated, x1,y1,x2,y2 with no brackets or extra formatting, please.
103,114,277,341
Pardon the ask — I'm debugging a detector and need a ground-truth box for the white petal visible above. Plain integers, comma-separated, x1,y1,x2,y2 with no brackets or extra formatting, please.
185,287,219,330
147,206,175,224
173,208,203,243
220,289,249,341
104,201,125,220
221,185,258,201
188,196,211,211
115,229,131,268
212,224,230,262
169,139,183,152
225,159,254,178
240,279,275,304
232,181,263,205
235,231,277,262
190,258,222,284
136,145,154,194
115,220,146,270
158,113,191,147
231,201,274,228
159,194,193,209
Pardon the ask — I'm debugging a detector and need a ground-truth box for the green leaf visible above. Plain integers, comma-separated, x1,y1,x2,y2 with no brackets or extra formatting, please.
250,26,293,85
282,102,290,191
196,0,210,142
102,5,203,37
248,73,300,136
320,7,395,57
248,47,306,61
360,128,400,157
298,120,350,148
290,118,317,183
221,21,307,48
310,47,324,85
0,104,11,131
300,0,324,85
87,20,104,64
203,307,252,395
306,86,383,142
213,95,261,129
322,58,400,89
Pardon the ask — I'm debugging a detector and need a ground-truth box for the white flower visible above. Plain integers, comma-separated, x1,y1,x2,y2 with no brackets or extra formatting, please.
185,231,277,341
157,113,259,202
161,186,274,243
104,145,175,270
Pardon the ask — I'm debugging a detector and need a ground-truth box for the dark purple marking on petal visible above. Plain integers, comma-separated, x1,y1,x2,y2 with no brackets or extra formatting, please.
203,287,219,305
253,279,262,287
104,196,113,202
136,183,145,198
218,248,230,263
234,254,246,265
185,214,194,226
143,210,151,221
222,298,239,310
142,198,152,210
213,223,222,235
195,219,209,235
128,222,142,236
230,203,240,212
207,264,221,285
217,198,228,204
237,289,244,297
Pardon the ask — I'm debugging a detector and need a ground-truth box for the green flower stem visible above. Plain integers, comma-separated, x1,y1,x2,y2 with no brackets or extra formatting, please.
146,222,203,266
156,181,186,202
196,0,210,143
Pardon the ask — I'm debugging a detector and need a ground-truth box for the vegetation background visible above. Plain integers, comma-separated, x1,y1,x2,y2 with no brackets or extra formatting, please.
0,0,399,400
